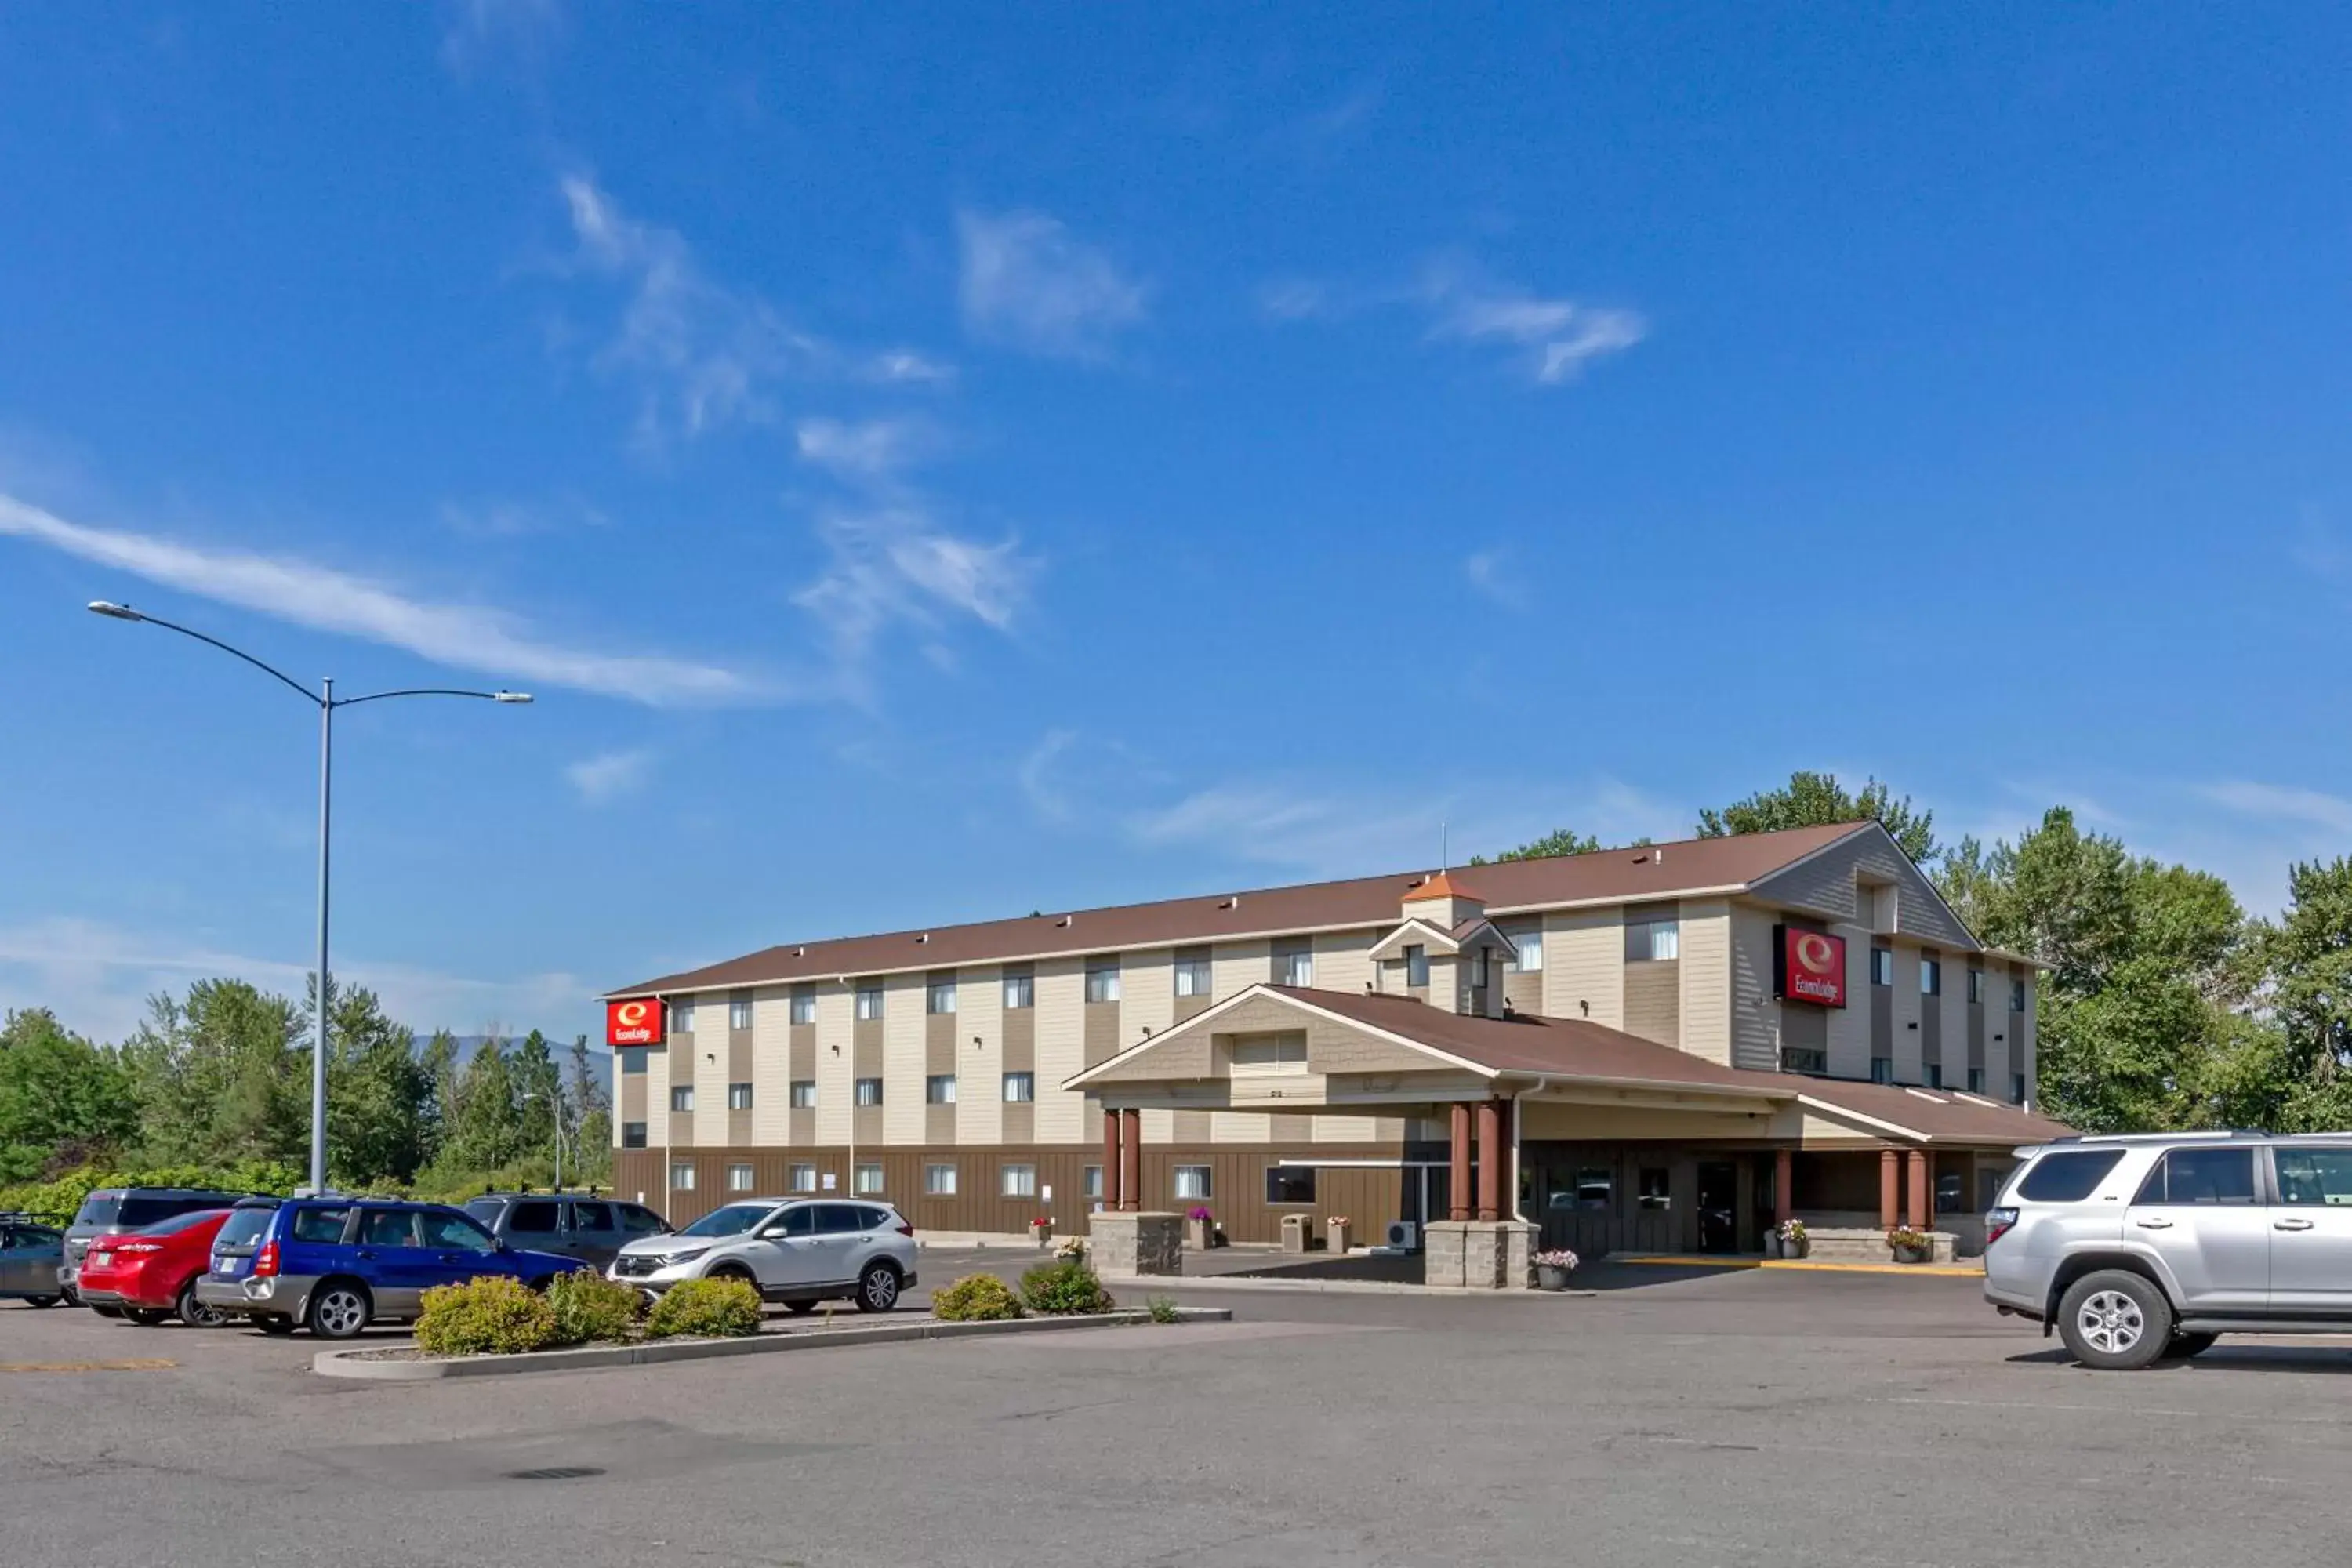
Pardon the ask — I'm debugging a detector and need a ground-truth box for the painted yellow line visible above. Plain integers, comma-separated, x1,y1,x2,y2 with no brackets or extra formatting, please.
1612,1255,1982,1278
0,1358,177,1374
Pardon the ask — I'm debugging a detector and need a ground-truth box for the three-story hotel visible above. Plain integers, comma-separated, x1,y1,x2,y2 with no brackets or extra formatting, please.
605,822,2064,1258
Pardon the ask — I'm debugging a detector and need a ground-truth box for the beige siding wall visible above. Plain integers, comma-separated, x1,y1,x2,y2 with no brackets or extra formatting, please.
643,1047,670,1148
1940,966,1967,1086
959,966,1004,1145
2019,975,2038,1100
882,972,925,1144
1678,899,1733,1065
1034,956,1087,1144
692,1022,728,1146
1210,941,1277,1143
1123,949,1175,1143
1544,907,1623,1027
1312,928,1376,993
1890,944,1924,1081
751,989,790,1145
1825,926,1872,1078
814,984,853,1145
1729,903,1778,1072
1749,829,1976,950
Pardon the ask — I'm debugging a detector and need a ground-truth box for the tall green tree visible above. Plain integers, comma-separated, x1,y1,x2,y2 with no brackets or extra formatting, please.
0,1009,137,1181
318,983,431,1186
417,1028,462,1167
1698,771,1941,865
2252,858,2352,1131
120,980,307,1167
511,1029,561,1169
567,1034,612,1185
1468,828,1602,866
444,1036,522,1173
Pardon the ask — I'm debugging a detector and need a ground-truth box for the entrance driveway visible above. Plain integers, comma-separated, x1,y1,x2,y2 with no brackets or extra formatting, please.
7,1267,2352,1566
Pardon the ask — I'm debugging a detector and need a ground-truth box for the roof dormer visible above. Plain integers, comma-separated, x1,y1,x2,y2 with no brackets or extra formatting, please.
1399,870,1483,929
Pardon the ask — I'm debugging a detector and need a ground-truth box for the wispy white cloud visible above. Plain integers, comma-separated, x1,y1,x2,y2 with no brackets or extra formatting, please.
1420,260,1646,383
439,0,564,77
793,416,942,482
565,747,655,804
437,495,609,539
792,506,1033,673
0,491,764,706
1463,550,1530,611
1018,729,1080,822
2198,780,2352,838
956,209,1148,361
1256,278,1332,321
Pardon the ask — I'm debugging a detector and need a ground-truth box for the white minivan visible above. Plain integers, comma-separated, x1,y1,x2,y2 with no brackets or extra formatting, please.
608,1197,917,1314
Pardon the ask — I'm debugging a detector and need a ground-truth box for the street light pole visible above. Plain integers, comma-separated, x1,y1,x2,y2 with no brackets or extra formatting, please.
88,601,532,1195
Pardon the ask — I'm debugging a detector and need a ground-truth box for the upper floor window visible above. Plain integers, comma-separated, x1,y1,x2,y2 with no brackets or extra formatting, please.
622,1121,648,1149
670,998,696,1034
1624,916,1679,963
1871,948,1895,986
1174,956,1213,997
789,1080,817,1109
2009,978,2027,1012
855,1077,884,1107
1002,1071,1036,1103
855,982,884,1022
1404,944,1429,988
925,1074,957,1105
1279,947,1314,987
727,1083,753,1111
619,1048,646,1076
1966,968,1985,1005
670,1085,695,1113
1512,929,1544,973
1003,972,1035,1010
728,993,753,1031
789,987,817,1025
1085,957,1122,1004
1920,956,1942,996
927,977,958,1015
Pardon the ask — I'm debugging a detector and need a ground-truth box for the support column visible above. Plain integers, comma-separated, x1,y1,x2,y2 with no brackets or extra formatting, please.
1102,1107,1123,1210
1879,1149,1899,1230
1120,1107,1142,1212
1773,1148,1793,1227
1475,1101,1502,1221
1907,1149,1929,1230
1449,1102,1472,1221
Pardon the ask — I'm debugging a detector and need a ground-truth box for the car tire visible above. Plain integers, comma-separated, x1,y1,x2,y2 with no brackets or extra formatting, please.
60,1283,80,1308
253,1316,296,1336
176,1280,226,1329
2057,1270,2175,1370
89,1304,123,1319
854,1260,902,1314
123,1307,172,1326
307,1281,373,1340
24,1295,60,1308
782,1298,820,1314
2164,1331,2219,1360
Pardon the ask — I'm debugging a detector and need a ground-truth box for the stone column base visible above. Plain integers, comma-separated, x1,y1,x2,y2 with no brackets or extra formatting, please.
1090,1210,1185,1277
1423,1221,1540,1289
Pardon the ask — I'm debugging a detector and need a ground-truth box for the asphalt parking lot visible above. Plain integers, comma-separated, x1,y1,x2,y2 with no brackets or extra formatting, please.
8,1261,2352,1568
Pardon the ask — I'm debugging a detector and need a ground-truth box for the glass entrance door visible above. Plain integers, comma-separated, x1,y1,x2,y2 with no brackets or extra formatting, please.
1696,1161,1739,1254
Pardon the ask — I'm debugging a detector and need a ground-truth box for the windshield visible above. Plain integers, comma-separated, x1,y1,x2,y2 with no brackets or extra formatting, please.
73,1194,122,1227
215,1208,274,1249
463,1200,503,1224
136,1208,229,1237
676,1203,772,1239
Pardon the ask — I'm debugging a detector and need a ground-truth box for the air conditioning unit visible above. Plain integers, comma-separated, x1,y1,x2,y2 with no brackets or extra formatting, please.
1385,1220,1419,1251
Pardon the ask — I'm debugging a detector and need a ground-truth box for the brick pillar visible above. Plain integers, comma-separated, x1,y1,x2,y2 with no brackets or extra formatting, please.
1879,1149,1899,1230
1120,1108,1142,1212
1773,1148,1793,1227
1907,1149,1929,1230
1102,1107,1123,1210
1475,1100,1501,1221
1449,1102,1472,1221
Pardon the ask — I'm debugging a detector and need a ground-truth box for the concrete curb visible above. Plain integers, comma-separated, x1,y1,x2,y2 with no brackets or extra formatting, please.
1613,1254,1984,1278
311,1306,1231,1381
1099,1273,1596,1298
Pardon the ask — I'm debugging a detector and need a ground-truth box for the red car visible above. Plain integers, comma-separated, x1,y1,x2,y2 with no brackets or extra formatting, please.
75,1207,235,1327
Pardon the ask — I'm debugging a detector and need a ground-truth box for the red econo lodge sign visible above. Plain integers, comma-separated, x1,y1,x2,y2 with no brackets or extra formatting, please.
1776,926,1848,1008
606,997,663,1047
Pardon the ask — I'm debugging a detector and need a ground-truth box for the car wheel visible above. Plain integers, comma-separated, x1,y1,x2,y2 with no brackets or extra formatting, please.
60,1283,80,1308
89,1305,124,1319
855,1261,902,1313
783,1298,819,1315
123,1307,172,1326
2164,1331,2219,1360
2057,1270,2175,1370
24,1295,60,1308
176,1280,226,1329
253,1316,296,1336
307,1282,373,1340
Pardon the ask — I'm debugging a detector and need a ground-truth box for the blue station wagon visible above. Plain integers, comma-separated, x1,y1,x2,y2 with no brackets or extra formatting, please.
194,1196,580,1338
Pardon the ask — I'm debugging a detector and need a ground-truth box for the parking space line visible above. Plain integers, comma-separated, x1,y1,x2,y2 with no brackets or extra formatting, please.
0,1358,177,1374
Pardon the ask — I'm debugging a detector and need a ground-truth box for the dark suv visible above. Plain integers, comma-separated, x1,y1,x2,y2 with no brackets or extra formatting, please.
62,1187,251,1309
461,1192,670,1269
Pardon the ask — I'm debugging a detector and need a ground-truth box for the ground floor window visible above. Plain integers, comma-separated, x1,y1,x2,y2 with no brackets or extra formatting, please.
1935,1170,1965,1213
1002,1163,1037,1198
2013,1073,2027,1103
1926,1063,1944,1088
1174,1165,1213,1201
789,1163,817,1192
1265,1165,1316,1204
1574,1168,1613,1211
1636,1167,1671,1210
1871,1058,1894,1084
925,1163,956,1196
671,1163,696,1191
726,1164,753,1192
1967,1067,1985,1094
1083,1165,1103,1200
854,1163,884,1195
1783,1047,1827,1075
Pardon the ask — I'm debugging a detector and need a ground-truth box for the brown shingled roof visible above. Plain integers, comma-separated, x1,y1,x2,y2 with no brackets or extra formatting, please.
609,820,1873,998
1403,871,1482,902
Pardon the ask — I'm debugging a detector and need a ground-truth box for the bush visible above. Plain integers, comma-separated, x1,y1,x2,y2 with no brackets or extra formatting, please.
544,1269,641,1345
1018,1258,1116,1316
646,1276,763,1338
931,1272,1024,1322
415,1274,557,1356
1147,1294,1179,1324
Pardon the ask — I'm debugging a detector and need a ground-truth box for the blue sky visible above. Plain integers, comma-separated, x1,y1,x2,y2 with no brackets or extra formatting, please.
3,5,2347,1044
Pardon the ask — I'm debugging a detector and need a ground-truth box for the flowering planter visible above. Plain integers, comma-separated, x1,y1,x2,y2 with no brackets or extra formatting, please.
1030,1223,1052,1250
1535,1264,1576,1291
1782,1239,1809,1261
1893,1243,1933,1265
1762,1235,1784,1260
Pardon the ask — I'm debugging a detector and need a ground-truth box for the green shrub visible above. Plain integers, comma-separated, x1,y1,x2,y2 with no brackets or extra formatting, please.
930,1272,1024,1322
646,1276,763,1338
415,1274,557,1356
1018,1258,1116,1316
544,1269,642,1345
1147,1294,1179,1324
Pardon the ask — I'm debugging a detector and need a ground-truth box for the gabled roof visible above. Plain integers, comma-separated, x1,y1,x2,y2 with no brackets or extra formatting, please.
611,821,1876,998
1403,871,1483,903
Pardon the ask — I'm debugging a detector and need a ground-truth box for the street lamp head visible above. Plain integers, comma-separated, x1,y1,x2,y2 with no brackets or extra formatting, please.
88,600,145,622
492,691,535,704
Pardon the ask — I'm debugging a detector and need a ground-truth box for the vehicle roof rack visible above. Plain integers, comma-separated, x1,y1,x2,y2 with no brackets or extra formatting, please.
2050,1129,2274,1144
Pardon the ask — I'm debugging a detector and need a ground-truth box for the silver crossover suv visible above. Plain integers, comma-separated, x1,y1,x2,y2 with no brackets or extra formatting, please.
608,1196,917,1314
1984,1131,2352,1369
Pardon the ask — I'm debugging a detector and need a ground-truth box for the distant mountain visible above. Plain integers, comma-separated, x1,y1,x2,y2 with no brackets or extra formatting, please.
412,1033,613,1098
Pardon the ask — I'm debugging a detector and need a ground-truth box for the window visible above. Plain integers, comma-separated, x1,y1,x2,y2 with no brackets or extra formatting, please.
2135,1148,2256,1206
855,982,884,1021
728,1083,754,1111
726,1164,754,1192
789,1080,817,1109
1871,948,1895,986
2012,1073,2027,1103
620,1048,646,1076
1174,1165,1213,1201
1625,916,1680,963
671,1163,697,1191
419,1210,495,1251
1870,1058,1894,1085
619,1203,666,1235
1265,1165,1316,1204
1926,1063,1944,1089
1935,1171,1965,1214
1967,1067,1986,1094
291,1206,352,1243
1231,1034,1307,1071
855,1077,884,1108
1002,1072,1035,1103
926,1074,958,1105
1086,958,1122,1004
1083,1165,1104,1200
622,1121,648,1149
853,1163,884,1196
1001,1163,1037,1198
788,1163,817,1193
1967,968,1985,1005
572,1201,614,1234
1636,1167,1671,1210
1782,1046,1827,1076
360,1209,419,1247
927,977,958,1015
790,988,818,1025
510,1200,560,1233
1574,1169,1613,1211
1512,929,1544,972
1174,956,1213,997
1404,944,1429,988
2010,977,2027,1011
925,1163,957,1196
2272,1149,2352,1207
671,1086,695,1113
1003,972,1034,1010
670,998,695,1034
818,1202,870,1232
729,993,753,1031
1279,947,1315,987
1920,956,1942,996
764,1206,813,1238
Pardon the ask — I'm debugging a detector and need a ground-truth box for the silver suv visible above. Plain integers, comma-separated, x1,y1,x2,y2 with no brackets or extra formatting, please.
1985,1131,2352,1369
608,1197,918,1314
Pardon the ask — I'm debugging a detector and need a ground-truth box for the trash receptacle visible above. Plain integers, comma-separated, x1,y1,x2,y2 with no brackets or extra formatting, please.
1280,1213,1310,1253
